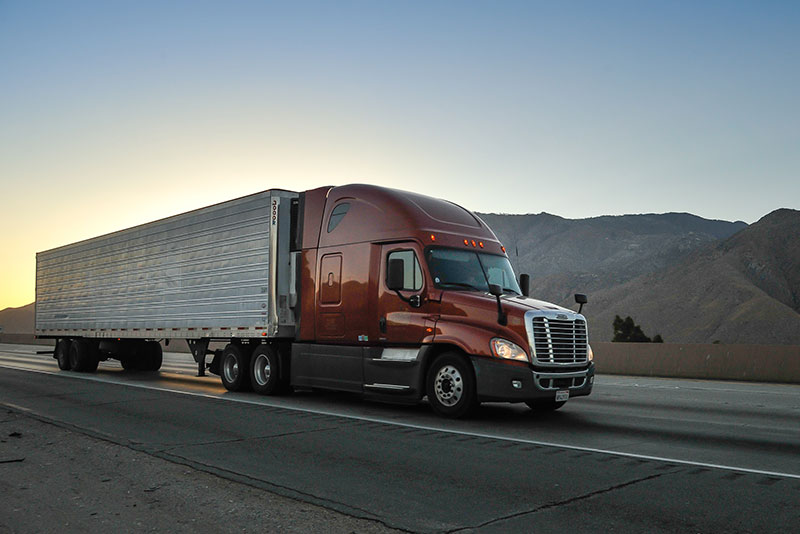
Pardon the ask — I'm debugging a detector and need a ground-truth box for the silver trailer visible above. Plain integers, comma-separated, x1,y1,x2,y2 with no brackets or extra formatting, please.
36,189,299,345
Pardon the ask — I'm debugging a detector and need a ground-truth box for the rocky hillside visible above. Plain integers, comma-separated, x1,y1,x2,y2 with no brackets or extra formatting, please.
583,209,800,344
0,302,34,334
478,212,747,304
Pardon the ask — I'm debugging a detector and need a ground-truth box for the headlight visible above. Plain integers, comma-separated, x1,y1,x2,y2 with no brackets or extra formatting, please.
587,344,594,361
491,338,529,362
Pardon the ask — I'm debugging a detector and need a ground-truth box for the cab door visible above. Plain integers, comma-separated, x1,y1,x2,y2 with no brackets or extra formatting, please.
375,243,437,345
364,243,437,394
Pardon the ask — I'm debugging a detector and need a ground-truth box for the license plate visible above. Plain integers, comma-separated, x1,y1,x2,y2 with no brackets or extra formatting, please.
555,390,569,402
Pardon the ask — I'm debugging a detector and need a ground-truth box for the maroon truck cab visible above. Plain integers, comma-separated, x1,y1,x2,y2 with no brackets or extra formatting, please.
285,184,594,417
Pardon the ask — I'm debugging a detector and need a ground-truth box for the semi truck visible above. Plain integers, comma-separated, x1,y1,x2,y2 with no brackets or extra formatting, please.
35,184,594,417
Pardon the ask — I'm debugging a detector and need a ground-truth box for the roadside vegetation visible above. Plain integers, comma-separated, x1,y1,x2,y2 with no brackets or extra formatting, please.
612,315,663,343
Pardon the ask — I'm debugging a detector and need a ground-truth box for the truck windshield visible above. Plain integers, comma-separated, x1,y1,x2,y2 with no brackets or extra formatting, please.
425,248,522,295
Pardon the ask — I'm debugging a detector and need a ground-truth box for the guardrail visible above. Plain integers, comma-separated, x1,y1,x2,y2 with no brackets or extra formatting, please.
593,342,800,384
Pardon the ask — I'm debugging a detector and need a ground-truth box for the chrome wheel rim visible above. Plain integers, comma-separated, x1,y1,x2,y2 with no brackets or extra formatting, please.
253,354,271,387
223,355,239,383
434,365,463,407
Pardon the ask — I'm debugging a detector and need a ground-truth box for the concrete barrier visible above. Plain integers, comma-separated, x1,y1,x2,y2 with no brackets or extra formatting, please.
0,334,50,346
593,342,800,384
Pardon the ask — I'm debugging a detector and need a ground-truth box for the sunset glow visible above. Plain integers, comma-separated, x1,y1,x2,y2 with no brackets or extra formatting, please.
1,1,799,310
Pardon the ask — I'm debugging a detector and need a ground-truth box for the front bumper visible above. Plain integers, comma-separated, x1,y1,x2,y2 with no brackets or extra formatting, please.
471,356,594,403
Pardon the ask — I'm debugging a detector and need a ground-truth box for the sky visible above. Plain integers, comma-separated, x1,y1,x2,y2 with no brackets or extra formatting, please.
1,0,799,309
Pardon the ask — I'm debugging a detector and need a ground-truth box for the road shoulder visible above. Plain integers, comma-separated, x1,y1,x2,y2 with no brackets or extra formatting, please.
0,406,401,533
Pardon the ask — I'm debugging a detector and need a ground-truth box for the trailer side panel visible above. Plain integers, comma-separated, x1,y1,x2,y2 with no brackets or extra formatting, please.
35,190,297,339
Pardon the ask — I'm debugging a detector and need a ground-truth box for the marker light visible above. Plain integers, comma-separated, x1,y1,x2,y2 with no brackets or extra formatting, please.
430,234,436,242
479,241,484,248
471,240,477,247
464,239,469,246
501,246,506,253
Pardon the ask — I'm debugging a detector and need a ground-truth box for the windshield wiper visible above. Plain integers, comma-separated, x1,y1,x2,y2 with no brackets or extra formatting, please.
438,282,483,291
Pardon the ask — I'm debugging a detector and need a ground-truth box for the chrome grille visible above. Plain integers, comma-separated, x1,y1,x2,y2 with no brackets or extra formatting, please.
531,316,588,364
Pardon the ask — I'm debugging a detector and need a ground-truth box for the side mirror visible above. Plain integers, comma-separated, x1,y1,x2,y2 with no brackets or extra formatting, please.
488,284,507,325
519,274,530,297
388,258,423,308
387,258,405,291
574,293,587,314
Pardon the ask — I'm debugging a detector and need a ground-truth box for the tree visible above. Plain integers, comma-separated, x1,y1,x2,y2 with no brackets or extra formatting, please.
612,315,663,343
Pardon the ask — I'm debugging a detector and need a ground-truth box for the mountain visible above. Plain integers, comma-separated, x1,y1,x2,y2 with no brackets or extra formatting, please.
477,212,747,304
720,209,800,313
582,209,800,344
0,303,35,334
479,209,800,344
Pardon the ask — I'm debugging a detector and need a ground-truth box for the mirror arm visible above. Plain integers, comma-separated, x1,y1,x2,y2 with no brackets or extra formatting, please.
394,290,422,308
494,295,507,326
488,284,507,325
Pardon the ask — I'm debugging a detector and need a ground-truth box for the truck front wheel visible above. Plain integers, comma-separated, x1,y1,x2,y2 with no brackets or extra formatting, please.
221,344,251,392
426,353,478,418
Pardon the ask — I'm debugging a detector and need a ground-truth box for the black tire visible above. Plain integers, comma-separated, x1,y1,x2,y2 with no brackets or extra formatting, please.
425,352,478,418
142,341,163,372
220,344,251,392
69,339,99,373
249,345,285,395
525,400,567,412
55,339,72,371
121,357,138,371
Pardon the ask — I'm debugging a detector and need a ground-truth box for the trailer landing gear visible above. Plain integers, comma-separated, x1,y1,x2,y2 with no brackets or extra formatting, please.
187,339,210,377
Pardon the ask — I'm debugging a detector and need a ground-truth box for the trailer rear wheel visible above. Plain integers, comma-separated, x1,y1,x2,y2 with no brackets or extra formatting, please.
69,340,98,373
142,341,163,371
250,345,285,395
55,339,72,370
425,353,478,418
221,344,251,392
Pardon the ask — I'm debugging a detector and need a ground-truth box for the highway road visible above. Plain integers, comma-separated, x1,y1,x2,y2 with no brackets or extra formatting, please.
1,342,798,533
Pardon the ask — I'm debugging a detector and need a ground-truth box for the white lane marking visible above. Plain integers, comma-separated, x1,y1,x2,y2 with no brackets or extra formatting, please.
3,362,800,480
597,378,800,396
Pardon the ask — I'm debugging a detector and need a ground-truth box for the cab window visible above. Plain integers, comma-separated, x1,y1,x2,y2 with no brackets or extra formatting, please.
386,250,423,291
327,203,350,232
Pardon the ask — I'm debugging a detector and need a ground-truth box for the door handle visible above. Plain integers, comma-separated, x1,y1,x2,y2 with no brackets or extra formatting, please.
379,317,387,333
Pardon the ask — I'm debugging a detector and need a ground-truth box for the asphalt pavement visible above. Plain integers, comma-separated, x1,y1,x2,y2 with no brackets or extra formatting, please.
1,343,798,533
